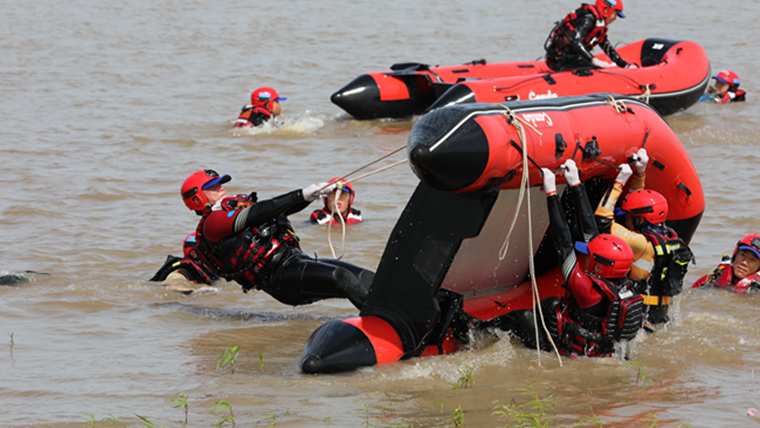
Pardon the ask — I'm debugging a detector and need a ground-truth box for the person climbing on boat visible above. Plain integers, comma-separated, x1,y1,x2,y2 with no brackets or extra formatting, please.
234,87,286,128
594,151,693,326
150,232,220,294
515,159,644,358
691,234,760,294
310,178,363,226
544,0,634,72
699,70,746,103
180,169,373,309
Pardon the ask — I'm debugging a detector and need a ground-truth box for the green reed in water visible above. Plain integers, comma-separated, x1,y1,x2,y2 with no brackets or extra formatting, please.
8,332,13,347
134,413,166,428
450,405,464,427
210,400,235,427
217,346,240,374
80,412,119,427
625,361,650,387
493,380,555,428
452,364,474,390
170,392,189,424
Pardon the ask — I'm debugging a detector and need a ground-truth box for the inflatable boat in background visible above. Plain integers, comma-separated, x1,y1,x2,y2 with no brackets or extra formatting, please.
331,38,710,119
302,94,704,373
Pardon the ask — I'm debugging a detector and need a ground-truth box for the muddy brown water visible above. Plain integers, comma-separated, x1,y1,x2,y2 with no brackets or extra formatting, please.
1,0,759,426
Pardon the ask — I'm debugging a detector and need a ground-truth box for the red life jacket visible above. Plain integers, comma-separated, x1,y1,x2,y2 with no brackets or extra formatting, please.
546,4,608,55
554,273,644,357
692,259,760,293
234,105,272,128
310,207,363,225
192,194,299,292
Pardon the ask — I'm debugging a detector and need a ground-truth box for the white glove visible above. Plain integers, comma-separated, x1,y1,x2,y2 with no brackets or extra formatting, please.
615,163,633,186
302,184,321,202
317,182,338,198
633,148,649,174
563,159,581,187
626,64,639,69
592,58,615,68
542,168,556,195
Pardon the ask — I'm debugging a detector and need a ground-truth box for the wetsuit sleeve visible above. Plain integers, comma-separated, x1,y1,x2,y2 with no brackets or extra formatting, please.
629,172,645,192
234,189,310,233
594,182,622,234
573,184,599,243
547,193,577,282
568,15,598,62
599,38,629,68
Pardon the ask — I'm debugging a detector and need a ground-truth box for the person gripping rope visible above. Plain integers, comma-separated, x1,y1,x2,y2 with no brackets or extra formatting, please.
310,178,363,226
594,150,693,326
180,170,373,309
691,234,760,294
699,70,746,104
514,160,644,358
544,0,633,72
234,87,287,128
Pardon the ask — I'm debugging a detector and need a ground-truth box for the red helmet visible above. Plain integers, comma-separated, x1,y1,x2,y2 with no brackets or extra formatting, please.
620,190,668,224
596,0,625,19
251,87,287,111
713,70,740,91
324,177,355,209
732,234,760,261
575,234,633,278
181,170,231,211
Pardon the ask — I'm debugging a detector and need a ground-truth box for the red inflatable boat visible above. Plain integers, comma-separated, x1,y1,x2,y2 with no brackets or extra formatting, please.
331,38,710,119
302,94,704,373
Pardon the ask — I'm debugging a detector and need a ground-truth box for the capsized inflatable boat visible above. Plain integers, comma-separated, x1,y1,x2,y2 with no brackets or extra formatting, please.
331,38,709,120
302,94,704,373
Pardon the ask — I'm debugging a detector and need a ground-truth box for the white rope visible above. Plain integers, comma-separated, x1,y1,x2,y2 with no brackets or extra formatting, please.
321,148,408,261
606,95,629,114
326,186,347,260
638,84,652,104
496,106,562,367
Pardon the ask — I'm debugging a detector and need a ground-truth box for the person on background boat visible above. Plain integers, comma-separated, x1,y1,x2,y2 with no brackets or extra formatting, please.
515,160,644,358
594,150,693,327
310,177,363,226
150,232,220,294
691,234,760,294
544,0,635,72
234,87,287,128
180,169,373,309
699,70,746,103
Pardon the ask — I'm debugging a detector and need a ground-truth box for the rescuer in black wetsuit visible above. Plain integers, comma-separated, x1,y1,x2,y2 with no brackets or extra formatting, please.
544,0,635,72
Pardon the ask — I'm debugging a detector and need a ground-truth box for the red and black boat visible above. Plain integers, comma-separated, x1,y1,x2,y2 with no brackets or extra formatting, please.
302,94,704,373
331,38,710,120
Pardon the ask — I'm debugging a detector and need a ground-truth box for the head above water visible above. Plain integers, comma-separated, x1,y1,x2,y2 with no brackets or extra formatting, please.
732,234,760,280
251,87,287,116
575,234,633,278
181,169,231,213
712,70,740,92
324,177,355,215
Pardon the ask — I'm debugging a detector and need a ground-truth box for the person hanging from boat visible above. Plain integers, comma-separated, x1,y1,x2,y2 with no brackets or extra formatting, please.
514,159,644,358
179,169,373,309
234,87,287,128
699,70,746,103
691,234,760,294
544,0,635,72
594,150,693,327
310,177,363,226
149,232,221,295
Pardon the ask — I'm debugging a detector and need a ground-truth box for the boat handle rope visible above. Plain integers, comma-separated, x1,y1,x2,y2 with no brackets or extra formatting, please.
498,106,563,367
639,84,653,104
319,144,409,260
606,95,633,114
